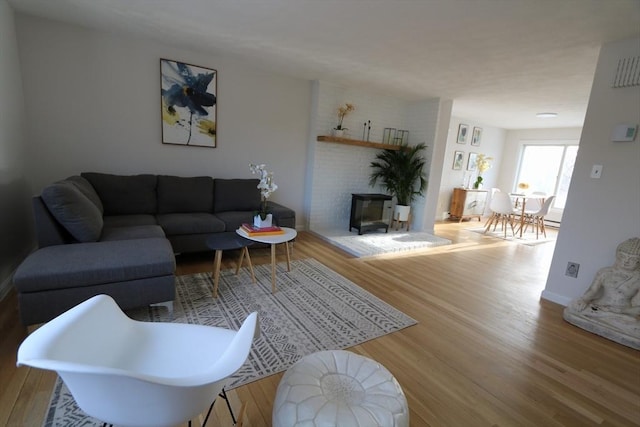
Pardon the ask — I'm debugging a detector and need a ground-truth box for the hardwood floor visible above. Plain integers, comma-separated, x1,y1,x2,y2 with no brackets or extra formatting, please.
2,221,639,426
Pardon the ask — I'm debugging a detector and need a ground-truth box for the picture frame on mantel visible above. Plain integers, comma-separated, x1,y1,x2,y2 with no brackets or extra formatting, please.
456,123,469,144
453,151,464,170
160,59,217,148
471,127,482,146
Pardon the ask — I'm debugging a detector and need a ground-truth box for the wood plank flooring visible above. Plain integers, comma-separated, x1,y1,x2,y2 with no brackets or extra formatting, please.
1,221,639,426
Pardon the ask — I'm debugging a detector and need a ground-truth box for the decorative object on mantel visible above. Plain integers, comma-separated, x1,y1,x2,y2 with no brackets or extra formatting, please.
395,130,409,145
249,163,278,227
472,154,493,189
369,143,427,226
160,58,217,148
563,237,640,350
332,103,356,137
383,128,397,144
362,120,371,141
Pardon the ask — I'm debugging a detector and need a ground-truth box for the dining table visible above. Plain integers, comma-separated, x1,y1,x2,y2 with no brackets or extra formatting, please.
509,193,546,238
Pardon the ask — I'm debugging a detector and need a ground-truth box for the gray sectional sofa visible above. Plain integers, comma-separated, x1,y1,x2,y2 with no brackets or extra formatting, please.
13,172,296,325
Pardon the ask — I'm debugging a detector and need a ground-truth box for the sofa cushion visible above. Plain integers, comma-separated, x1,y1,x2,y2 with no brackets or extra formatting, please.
13,238,175,293
82,172,157,215
156,213,225,235
66,175,104,213
214,179,261,213
100,225,166,241
41,181,103,243
157,175,214,214
214,211,256,232
103,214,157,228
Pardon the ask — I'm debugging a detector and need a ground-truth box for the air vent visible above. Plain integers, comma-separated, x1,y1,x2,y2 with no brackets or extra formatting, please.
612,56,640,88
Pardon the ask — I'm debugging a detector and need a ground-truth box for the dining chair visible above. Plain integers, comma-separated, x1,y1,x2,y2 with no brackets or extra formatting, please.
17,294,258,427
483,191,517,238
523,191,547,214
520,195,555,239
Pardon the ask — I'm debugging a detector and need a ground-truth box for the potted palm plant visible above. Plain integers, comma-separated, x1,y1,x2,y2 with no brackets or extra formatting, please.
369,143,427,222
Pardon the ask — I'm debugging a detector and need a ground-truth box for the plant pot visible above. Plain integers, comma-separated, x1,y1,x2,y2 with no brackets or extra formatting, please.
253,213,273,228
332,129,344,138
394,205,411,222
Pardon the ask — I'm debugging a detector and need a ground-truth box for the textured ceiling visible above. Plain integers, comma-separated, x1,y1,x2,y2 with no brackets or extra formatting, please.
9,0,640,129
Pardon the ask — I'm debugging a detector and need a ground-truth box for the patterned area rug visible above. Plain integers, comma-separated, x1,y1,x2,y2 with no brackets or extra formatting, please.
44,258,416,427
315,229,452,257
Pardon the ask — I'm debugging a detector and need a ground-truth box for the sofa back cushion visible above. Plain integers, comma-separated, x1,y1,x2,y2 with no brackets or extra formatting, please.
82,173,157,215
41,181,103,242
65,175,104,214
213,179,261,213
157,175,213,214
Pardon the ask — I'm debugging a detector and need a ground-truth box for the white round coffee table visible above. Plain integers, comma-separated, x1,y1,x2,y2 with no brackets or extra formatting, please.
236,227,297,293
273,350,409,427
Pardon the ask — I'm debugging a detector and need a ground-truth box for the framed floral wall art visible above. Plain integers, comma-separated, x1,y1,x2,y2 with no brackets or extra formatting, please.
456,124,469,144
453,151,464,170
467,152,478,171
160,59,217,148
471,127,482,146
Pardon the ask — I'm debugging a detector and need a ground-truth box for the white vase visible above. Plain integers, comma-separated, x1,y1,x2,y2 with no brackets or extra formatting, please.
394,205,411,222
332,129,344,138
253,213,273,228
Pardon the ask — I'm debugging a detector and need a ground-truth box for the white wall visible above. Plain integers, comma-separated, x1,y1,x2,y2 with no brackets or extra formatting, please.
308,81,442,232
542,37,640,306
438,117,506,220
14,13,310,226
0,0,32,300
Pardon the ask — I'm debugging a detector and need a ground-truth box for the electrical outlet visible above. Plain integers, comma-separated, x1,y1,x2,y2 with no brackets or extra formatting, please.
566,262,580,278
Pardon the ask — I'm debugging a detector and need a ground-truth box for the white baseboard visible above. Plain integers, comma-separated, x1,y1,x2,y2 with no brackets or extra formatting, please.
540,289,572,307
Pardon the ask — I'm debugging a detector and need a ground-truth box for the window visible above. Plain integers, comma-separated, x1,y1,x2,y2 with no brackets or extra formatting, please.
515,143,579,215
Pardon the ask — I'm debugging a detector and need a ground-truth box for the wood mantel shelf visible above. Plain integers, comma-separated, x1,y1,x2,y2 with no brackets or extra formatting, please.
317,135,402,150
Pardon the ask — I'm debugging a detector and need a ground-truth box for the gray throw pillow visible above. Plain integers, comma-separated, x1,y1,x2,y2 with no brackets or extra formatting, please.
41,181,104,242
66,175,104,214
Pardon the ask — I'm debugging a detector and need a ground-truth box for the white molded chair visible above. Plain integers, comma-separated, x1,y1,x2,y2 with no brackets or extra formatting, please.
483,191,517,238
520,195,555,239
522,191,547,214
17,294,258,427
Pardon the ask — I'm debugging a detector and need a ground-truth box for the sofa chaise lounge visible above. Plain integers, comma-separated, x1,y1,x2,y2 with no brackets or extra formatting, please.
13,172,296,325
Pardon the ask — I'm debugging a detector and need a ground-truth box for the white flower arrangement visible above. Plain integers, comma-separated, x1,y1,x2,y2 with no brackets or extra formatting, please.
250,163,278,219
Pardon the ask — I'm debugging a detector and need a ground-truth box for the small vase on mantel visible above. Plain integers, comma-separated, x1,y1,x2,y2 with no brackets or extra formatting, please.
253,213,273,228
332,128,344,138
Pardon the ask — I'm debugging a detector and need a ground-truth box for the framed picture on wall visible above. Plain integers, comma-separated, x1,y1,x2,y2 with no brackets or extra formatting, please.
471,127,482,146
453,151,464,170
467,152,478,171
160,59,217,148
457,124,469,144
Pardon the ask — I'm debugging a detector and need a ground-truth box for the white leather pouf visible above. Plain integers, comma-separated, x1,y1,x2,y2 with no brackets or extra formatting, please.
273,350,409,427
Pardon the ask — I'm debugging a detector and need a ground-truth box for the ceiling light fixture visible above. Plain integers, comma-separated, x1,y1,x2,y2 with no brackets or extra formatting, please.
536,112,558,118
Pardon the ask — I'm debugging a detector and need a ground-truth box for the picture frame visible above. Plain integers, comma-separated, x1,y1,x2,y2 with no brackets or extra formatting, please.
160,59,217,148
471,127,482,146
467,152,478,171
456,124,469,144
453,151,464,170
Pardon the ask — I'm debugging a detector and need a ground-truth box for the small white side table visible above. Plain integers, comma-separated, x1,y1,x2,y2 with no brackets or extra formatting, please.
236,227,297,293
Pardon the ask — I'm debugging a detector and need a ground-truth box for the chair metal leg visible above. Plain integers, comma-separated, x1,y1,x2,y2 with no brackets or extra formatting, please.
201,387,237,427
